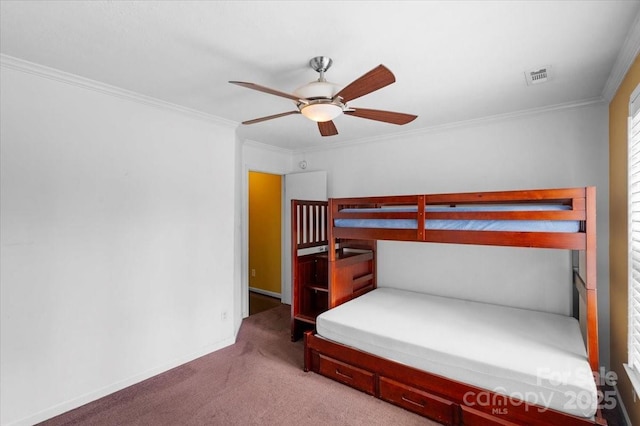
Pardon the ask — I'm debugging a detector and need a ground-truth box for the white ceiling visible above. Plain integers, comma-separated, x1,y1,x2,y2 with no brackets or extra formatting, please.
1,1,639,151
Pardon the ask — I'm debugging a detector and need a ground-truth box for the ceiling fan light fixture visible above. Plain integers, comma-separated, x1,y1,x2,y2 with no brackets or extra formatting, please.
300,103,342,122
294,80,339,100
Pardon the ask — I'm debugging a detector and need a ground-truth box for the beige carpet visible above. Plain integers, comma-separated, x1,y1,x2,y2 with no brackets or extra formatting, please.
40,305,431,425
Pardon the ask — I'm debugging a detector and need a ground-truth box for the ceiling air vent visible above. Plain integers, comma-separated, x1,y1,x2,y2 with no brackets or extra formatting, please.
524,66,552,86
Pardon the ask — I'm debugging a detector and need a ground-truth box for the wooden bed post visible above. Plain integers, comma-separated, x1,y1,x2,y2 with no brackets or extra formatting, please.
291,199,299,341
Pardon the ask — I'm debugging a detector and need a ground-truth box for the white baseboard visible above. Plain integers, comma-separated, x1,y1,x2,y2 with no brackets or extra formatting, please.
249,287,281,299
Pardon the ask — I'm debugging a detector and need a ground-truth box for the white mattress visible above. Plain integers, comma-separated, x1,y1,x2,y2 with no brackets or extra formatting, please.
316,287,597,418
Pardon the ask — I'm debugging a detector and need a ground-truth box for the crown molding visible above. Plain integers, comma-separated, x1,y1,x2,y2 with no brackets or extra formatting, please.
294,97,605,154
602,10,640,102
0,54,238,128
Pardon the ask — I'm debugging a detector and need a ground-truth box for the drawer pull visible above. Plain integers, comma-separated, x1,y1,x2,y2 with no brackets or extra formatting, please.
402,394,426,408
335,368,353,380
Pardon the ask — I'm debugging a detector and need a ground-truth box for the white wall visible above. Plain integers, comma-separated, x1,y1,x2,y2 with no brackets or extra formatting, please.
243,140,294,173
0,64,238,425
233,135,244,334
295,102,610,367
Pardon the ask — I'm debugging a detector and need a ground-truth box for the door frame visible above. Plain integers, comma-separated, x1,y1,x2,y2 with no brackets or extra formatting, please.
241,164,287,319
241,165,326,318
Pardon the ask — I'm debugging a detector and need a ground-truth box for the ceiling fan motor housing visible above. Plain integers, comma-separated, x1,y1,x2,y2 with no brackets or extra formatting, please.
294,80,340,100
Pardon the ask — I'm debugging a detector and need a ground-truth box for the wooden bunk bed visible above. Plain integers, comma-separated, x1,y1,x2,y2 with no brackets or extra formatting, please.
295,187,605,426
291,199,376,341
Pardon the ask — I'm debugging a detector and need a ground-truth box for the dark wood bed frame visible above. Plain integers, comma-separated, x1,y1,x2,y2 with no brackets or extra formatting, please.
294,187,604,425
290,200,377,341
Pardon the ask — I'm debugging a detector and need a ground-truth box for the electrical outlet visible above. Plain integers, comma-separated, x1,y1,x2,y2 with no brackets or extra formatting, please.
221,311,228,321
251,269,256,277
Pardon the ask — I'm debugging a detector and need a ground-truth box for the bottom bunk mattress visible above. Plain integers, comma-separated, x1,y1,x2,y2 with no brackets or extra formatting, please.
315,287,597,418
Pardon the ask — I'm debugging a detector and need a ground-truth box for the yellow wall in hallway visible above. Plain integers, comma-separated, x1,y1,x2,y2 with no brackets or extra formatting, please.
249,171,282,295
610,53,640,424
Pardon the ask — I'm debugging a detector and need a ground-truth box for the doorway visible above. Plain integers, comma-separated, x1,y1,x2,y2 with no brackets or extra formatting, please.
243,168,327,318
248,171,282,315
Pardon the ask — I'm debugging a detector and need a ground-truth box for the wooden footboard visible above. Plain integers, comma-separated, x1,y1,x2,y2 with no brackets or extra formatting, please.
304,331,607,426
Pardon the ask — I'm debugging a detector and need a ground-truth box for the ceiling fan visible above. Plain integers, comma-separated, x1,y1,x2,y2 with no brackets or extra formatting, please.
229,56,417,137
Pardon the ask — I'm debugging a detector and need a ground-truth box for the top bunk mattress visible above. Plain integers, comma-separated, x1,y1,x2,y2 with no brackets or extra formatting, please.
334,204,580,232
315,287,596,418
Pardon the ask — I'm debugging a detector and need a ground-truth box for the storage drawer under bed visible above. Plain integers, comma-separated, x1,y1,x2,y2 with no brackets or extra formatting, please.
379,377,456,425
317,354,375,395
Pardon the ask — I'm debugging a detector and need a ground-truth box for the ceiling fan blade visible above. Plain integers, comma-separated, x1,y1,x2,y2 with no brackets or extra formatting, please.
333,65,396,103
242,111,300,125
229,81,301,102
344,108,417,125
318,120,338,137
